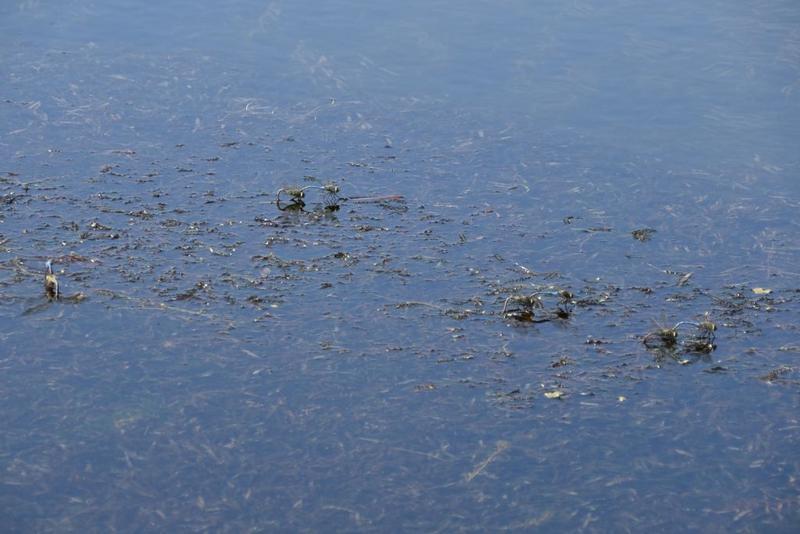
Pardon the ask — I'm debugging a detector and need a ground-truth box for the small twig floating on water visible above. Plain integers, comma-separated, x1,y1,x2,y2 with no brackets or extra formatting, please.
346,194,405,203
464,440,509,483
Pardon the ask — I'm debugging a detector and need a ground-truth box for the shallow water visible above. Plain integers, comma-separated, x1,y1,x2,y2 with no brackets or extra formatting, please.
1,0,799,531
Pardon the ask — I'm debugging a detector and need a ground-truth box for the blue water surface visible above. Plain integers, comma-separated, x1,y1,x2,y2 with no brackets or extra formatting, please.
1,0,798,531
